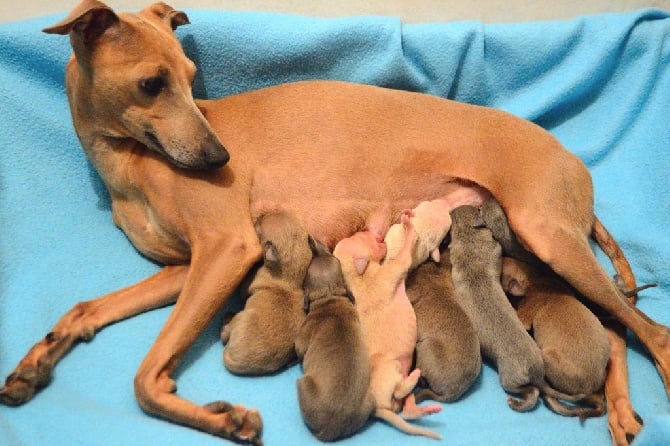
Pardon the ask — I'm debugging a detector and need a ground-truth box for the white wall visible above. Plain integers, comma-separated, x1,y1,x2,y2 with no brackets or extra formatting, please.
3,0,670,23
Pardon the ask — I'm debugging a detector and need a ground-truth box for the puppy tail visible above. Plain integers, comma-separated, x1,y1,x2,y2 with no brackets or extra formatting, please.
591,217,638,303
374,408,441,439
542,392,606,420
507,385,539,412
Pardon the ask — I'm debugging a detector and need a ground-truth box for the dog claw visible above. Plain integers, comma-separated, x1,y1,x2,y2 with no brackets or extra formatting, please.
204,400,263,445
0,379,34,406
0,361,53,407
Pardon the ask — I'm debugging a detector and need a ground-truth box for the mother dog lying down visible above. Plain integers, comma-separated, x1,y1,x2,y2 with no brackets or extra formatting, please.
1,1,668,444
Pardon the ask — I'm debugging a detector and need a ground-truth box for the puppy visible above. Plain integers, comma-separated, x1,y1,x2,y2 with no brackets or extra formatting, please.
406,247,482,403
334,216,442,439
221,211,312,374
479,198,541,266
449,205,582,411
384,198,452,270
295,239,375,441
501,257,610,418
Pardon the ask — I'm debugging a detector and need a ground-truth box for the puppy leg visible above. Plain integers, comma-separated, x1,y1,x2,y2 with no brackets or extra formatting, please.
0,265,187,406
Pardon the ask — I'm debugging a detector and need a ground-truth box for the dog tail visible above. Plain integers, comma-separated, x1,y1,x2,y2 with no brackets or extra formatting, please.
542,392,606,421
374,408,441,440
591,216,638,302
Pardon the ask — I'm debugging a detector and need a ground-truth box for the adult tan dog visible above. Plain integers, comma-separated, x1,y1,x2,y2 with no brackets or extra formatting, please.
0,1,666,444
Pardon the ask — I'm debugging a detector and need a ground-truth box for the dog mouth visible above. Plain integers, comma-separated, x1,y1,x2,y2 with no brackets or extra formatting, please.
144,131,169,157
143,131,190,169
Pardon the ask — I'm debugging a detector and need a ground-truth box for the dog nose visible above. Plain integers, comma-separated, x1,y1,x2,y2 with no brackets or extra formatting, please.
203,142,230,169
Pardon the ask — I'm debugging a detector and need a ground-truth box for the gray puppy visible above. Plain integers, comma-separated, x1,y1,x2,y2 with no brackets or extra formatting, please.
295,239,375,441
405,247,481,402
449,205,582,411
221,211,312,374
479,198,541,266
501,257,610,418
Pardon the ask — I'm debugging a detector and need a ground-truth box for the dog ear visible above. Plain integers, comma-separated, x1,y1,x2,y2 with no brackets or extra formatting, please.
42,0,118,44
354,258,369,275
144,2,190,30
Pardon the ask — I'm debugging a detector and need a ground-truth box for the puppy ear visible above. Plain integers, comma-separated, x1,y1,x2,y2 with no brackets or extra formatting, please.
354,258,369,275
308,236,331,257
263,241,279,266
143,2,190,30
303,291,311,312
505,278,526,296
472,214,487,229
42,0,118,43
430,248,440,263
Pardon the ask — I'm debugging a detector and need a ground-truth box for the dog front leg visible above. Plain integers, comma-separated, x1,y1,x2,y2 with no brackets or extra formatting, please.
133,235,263,445
0,265,188,406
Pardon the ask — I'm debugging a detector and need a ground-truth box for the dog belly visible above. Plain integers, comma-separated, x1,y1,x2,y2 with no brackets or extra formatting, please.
250,177,488,249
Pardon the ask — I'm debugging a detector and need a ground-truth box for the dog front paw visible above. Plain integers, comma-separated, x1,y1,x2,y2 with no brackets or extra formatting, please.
0,360,52,406
204,400,263,445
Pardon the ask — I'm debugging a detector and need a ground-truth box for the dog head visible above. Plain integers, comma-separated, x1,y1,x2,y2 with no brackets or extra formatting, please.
43,0,229,170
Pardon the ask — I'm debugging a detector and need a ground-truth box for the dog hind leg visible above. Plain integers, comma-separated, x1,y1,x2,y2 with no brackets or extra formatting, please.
517,223,670,398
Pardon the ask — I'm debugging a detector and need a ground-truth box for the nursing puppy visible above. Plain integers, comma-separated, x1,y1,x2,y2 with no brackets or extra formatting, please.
406,247,482,403
449,205,582,411
479,198,541,267
221,211,312,374
334,216,442,439
384,198,453,270
295,239,375,441
501,257,610,419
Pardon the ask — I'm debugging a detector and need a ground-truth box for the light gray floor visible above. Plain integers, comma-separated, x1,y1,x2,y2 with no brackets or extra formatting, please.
3,0,670,23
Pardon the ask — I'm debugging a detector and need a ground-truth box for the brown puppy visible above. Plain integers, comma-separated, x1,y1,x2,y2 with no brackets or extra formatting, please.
4,2,665,443
220,211,312,375
449,205,583,411
501,257,610,419
406,247,482,403
295,239,375,441
334,217,442,439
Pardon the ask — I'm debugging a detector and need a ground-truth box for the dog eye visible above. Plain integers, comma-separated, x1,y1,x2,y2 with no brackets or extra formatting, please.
139,76,166,97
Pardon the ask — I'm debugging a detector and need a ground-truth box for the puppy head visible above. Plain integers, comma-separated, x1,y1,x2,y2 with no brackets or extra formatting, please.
450,205,484,234
255,212,312,281
413,200,453,234
500,257,533,296
302,250,352,311
333,231,386,276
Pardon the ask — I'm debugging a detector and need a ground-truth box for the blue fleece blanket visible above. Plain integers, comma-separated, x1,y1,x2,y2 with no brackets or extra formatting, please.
1,7,669,446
